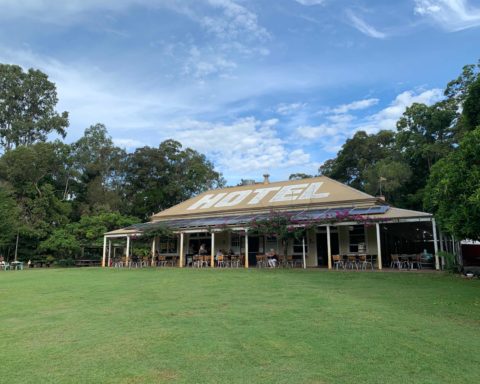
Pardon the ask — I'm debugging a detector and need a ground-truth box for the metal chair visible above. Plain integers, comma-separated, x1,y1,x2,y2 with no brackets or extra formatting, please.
332,255,344,270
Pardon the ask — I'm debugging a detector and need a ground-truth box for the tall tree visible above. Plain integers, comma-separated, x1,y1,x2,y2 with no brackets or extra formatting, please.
424,127,480,240
0,185,20,248
71,124,127,215
0,143,71,259
0,64,69,151
125,140,225,219
319,130,397,191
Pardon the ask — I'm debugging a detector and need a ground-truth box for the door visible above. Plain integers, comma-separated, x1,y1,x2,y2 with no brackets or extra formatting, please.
248,236,260,266
316,231,339,266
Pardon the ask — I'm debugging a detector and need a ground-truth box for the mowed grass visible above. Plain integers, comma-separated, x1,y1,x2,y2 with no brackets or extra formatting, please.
0,268,479,384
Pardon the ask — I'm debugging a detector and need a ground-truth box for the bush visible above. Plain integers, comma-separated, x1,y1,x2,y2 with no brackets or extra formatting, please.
56,258,75,267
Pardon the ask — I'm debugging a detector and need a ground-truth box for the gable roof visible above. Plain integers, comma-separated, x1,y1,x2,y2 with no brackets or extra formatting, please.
151,176,377,220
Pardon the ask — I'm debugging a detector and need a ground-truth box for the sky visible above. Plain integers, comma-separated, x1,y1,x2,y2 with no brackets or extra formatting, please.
0,0,479,185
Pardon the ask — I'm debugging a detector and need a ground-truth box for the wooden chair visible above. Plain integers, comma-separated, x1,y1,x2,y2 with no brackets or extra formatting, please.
346,255,358,270
359,254,373,270
332,255,344,270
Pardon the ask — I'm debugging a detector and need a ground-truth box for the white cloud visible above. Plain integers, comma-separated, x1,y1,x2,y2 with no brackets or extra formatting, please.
332,98,379,114
113,138,145,149
295,88,444,153
414,0,480,31
166,117,311,173
276,102,307,115
346,10,387,39
203,0,271,42
355,88,444,133
294,0,326,6
183,46,237,80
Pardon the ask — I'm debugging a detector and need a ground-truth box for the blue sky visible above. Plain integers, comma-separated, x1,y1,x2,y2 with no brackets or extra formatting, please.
0,0,479,184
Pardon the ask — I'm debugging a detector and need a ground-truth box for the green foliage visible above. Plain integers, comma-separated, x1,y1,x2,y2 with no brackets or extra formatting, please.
289,173,314,180
319,130,397,191
124,140,225,220
424,127,480,240
438,251,459,273
71,124,126,215
0,64,69,151
0,186,19,246
461,76,480,132
39,229,80,258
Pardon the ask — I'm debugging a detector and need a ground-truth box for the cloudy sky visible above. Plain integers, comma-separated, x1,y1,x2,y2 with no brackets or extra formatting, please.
0,0,479,184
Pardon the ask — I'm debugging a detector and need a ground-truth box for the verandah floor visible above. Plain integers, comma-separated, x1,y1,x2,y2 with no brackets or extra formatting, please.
1,268,478,383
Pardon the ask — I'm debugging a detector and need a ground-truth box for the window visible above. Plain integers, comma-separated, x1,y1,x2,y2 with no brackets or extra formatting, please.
159,238,177,254
292,237,308,255
349,225,365,253
265,236,278,253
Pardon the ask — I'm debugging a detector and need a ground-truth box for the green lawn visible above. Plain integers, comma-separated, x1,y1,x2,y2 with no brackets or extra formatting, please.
0,268,479,383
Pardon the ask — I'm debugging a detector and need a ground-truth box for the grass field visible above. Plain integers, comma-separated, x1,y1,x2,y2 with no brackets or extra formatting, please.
0,268,479,384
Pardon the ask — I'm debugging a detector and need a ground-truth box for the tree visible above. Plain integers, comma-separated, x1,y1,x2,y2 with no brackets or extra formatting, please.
124,140,225,220
0,186,20,248
289,173,314,180
424,127,480,240
363,159,412,202
319,130,397,190
71,124,127,215
0,143,72,259
461,76,480,132
0,64,69,151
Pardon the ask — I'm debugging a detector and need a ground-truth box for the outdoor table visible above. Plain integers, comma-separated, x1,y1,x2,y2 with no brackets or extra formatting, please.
10,261,24,270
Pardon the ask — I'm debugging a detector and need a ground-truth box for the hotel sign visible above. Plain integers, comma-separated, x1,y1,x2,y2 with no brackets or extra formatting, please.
187,182,330,211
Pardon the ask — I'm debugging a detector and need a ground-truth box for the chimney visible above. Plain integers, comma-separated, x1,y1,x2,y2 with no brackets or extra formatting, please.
263,174,270,184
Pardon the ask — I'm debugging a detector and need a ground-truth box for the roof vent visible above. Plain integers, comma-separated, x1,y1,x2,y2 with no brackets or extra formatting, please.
263,174,270,184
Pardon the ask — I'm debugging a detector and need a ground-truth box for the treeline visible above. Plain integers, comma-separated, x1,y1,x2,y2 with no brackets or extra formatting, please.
315,61,480,241
0,64,225,262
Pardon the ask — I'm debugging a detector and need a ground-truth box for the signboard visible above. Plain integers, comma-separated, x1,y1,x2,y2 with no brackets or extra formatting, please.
187,182,330,211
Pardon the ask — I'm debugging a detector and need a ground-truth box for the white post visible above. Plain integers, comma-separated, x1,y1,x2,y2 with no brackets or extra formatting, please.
179,232,184,268
432,218,439,270
245,230,249,268
302,236,306,269
107,240,112,268
126,235,130,267
439,230,445,269
376,223,383,270
151,237,156,267
211,231,215,268
102,236,107,267
326,225,332,270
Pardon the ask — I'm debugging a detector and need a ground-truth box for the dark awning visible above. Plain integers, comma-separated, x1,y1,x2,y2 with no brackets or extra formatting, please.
123,205,390,232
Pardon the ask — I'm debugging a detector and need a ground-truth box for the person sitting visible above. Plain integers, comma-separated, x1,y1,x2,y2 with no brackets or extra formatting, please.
266,248,278,268
199,243,207,255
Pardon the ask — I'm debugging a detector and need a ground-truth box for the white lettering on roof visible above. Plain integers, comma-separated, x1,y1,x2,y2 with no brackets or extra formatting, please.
299,182,329,200
269,184,308,202
187,193,227,210
215,190,252,207
247,187,281,205
186,182,330,210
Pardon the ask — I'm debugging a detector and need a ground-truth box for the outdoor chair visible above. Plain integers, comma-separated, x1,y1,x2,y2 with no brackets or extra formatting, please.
332,255,344,270
409,254,422,270
256,254,267,268
346,255,359,270
359,254,373,271
158,255,167,267
230,256,241,268
390,254,402,269
217,255,226,268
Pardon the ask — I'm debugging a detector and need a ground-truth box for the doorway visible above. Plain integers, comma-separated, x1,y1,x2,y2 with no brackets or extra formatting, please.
316,231,339,267
248,236,260,266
